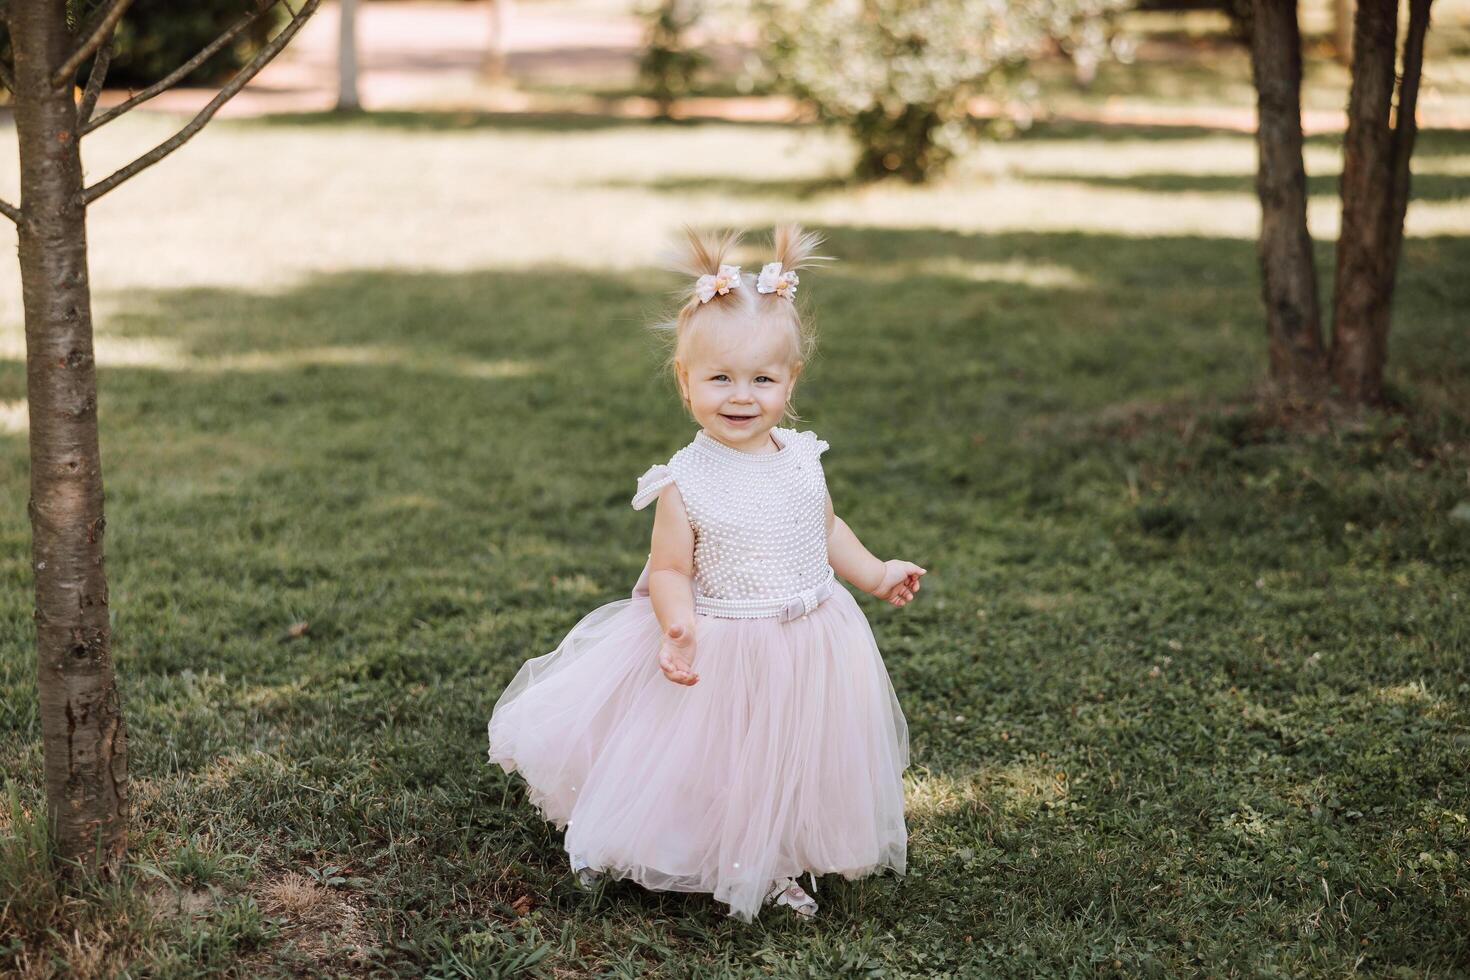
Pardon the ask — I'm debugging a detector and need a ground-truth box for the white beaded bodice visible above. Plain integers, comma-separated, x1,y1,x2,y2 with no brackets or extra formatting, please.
632,427,832,607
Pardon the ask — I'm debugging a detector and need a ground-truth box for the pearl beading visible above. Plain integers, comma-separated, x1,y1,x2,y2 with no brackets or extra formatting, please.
631,427,835,620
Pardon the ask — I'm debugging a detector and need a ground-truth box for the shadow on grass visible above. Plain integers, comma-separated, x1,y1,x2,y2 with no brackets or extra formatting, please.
65,226,1470,466
1013,117,1253,143
513,78,786,103
231,110,1256,153
232,111,1470,160
595,174,854,198
1366,126,1470,158
592,167,1470,204
240,107,807,134
3,225,1468,975
1015,121,1470,160
1299,125,1470,158
1024,170,1470,202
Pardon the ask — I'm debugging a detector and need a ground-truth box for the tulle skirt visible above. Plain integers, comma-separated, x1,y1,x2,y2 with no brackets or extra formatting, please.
486,585,910,922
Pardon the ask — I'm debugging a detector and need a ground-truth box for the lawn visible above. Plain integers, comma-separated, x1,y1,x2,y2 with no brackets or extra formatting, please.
2,75,1469,977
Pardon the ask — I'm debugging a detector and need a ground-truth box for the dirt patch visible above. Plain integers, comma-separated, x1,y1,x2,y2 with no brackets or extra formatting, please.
1020,386,1460,452
252,871,377,971
141,881,218,919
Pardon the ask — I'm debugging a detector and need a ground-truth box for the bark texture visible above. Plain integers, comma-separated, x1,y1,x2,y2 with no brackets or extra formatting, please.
1329,0,1400,404
10,0,128,870
1354,0,1434,396
1249,0,1325,398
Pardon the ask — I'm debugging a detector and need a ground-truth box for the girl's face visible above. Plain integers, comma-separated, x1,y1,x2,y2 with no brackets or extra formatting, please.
677,327,801,453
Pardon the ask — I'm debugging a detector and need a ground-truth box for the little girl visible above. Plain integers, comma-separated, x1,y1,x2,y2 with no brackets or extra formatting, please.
487,224,926,922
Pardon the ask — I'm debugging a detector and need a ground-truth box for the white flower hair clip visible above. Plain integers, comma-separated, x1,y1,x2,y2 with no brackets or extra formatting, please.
757,262,799,300
694,265,742,304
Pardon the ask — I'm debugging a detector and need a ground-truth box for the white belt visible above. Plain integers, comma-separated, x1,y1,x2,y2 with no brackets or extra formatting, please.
694,567,837,622
632,561,836,622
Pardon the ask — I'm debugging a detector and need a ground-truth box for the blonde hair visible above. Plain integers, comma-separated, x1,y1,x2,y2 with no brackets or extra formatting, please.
657,224,830,422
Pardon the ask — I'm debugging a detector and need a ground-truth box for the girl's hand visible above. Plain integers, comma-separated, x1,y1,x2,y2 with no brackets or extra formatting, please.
870,560,927,607
658,623,699,686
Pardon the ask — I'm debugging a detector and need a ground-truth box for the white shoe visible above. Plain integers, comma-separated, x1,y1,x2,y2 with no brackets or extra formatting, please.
766,874,818,919
570,858,601,889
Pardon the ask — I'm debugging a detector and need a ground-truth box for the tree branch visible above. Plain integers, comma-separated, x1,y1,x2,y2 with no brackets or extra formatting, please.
83,0,320,205
77,38,114,126
51,0,134,91
82,4,271,135
0,198,20,224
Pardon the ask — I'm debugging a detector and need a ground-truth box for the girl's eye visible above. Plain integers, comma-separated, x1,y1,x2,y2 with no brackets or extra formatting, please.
756,376,775,384
712,374,730,382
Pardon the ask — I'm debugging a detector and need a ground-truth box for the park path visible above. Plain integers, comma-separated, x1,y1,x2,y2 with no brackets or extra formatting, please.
66,0,1470,132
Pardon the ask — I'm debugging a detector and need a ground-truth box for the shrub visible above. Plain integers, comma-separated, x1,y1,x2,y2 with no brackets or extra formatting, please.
17,0,287,90
115,0,286,87
758,0,1130,182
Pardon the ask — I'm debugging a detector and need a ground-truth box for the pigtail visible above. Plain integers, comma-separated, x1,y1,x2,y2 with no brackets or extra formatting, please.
654,226,749,404
665,225,745,309
753,224,829,378
769,223,829,275
670,225,742,279
755,224,831,307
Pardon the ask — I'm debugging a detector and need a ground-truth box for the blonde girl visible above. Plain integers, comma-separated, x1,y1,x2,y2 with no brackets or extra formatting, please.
488,224,925,921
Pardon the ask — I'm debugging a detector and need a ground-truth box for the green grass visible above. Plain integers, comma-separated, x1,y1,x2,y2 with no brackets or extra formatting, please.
1,95,1469,977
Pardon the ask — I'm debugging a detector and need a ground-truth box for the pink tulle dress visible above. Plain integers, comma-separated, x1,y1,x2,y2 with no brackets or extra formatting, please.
486,426,909,921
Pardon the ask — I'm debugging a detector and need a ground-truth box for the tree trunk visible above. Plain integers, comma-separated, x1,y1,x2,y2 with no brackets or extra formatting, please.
482,0,510,80
1369,0,1433,372
336,0,360,112
1249,0,1326,399
1329,0,1399,404
10,2,128,870
1334,0,1354,65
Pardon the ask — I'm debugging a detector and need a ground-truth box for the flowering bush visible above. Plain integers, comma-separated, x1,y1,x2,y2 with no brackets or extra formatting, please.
758,0,1130,181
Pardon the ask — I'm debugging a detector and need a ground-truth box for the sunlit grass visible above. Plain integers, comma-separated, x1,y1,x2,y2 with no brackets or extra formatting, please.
0,122,1467,360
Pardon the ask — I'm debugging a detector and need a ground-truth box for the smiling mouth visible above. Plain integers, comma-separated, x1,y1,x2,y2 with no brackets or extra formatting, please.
721,414,757,423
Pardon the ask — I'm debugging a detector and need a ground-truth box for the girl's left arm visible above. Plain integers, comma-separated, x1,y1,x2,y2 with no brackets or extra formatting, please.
825,491,927,607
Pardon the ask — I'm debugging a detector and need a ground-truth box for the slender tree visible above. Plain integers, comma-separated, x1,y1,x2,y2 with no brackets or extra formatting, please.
0,0,320,873
1248,0,1326,398
1330,0,1433,402
337,0,359,111
1247,0,1435,407
482,0,511,80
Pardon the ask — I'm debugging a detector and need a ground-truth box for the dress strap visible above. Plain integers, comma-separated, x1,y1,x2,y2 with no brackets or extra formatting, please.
792,429,829,458
631,464,675,510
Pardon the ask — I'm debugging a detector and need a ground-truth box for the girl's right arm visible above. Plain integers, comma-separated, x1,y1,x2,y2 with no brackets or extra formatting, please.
648,483,699,685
